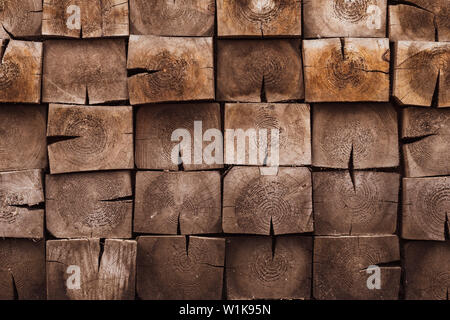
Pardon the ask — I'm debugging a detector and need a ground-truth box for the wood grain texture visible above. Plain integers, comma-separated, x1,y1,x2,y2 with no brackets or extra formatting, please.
217,39,304,102
0,169,44,239
45,171,132,239
130,0,214,36
127,35,214,105
42,39,128,105
313,171,399,236
137,236,225,300
404,241,450,300
314,236,401,300
217,0,301,36
402,107,450,177
303,38,390,102
0,0,42,38
304,0,387,38
0,105,47,171
223,166,313,235
0,40,42,103
393,41,449,107
0,238,45,300
135,103,222,170
224,103,311,166
312,103,399,169
47,238,136,300
47,104,134,174
226,236,312,300
134,171,221,234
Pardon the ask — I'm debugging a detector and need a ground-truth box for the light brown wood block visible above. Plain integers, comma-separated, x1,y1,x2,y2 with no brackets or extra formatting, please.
393,41,449,107
304,0,387,38
0,105,47,171
47,238,136,300
313,171,399,236
217,0,301,37
0,0,42,38
312,103,399,169
303,38,390,102
135,103,222,170
226,236,312,300
314,236,401,300
130,0,214,36
224,103,311,166
217,39,304,102
223,166,312,235
134,171,221,235
127,35,214,105
137,236,225,300
45,171,132,239
42,39,128,105
47,104,134,174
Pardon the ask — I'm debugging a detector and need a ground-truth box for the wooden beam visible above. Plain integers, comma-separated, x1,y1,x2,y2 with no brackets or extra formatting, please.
0,0,42,38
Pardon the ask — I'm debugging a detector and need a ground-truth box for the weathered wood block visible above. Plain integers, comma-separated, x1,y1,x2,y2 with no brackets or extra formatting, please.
223,166,312,235
226,236,312,300
313,171,399,236
217,0,301,37
303,38,390,102
130,0,214,36
304,0,387,38
393,41,449,107
135,103,222,170
43,39,128,105
224,103,311,166
127,35,214,105
314,235,401,300
47,238,136,300
0,105,47,171
402,107,450,177
46,171,132,238
402,177,450,241
47,104,134,174
42,0,129,38
134,171,221,234
137,236,225,300
217,40,304,102
0,0,42,38
405,241,450,300
0,169,44,238
313,103,399,169
0,40,42,103
0,239,45,300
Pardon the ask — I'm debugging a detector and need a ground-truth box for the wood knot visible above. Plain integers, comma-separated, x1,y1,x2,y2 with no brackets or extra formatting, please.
333,0,370,23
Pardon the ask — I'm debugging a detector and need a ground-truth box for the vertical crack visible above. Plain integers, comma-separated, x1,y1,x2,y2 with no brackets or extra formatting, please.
348,144,356,191
11,273,19,300
185,235,190,256
270,217,276,260
177,212,181,235
431,71,440,108
260,76,267,103
339,37,346,60
98,239,105,272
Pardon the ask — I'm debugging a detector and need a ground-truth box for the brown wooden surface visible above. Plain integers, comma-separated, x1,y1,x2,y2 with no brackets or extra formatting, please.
47,104,134,174
134,171,221,234
224,103,311,166
226,236,312,300
45,171,132,238
127,35,214,105
0,0,42,38
312,103,399,169
0,238,45,300
313,171,399,236
47,238,136,300
303,38,390,102
137,236,225,300
130,0,214,36
402,107,450,177
42,39,128,105
223,166,313,235
135,103,222,170
304,0,387,38
314,235,401,300
217,0,301,37
393,41,449,107
404,241,450,300
217,39,304,102
0,105,47,171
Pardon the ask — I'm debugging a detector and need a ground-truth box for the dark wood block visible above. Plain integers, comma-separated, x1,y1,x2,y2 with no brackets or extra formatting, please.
0,0,42,38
